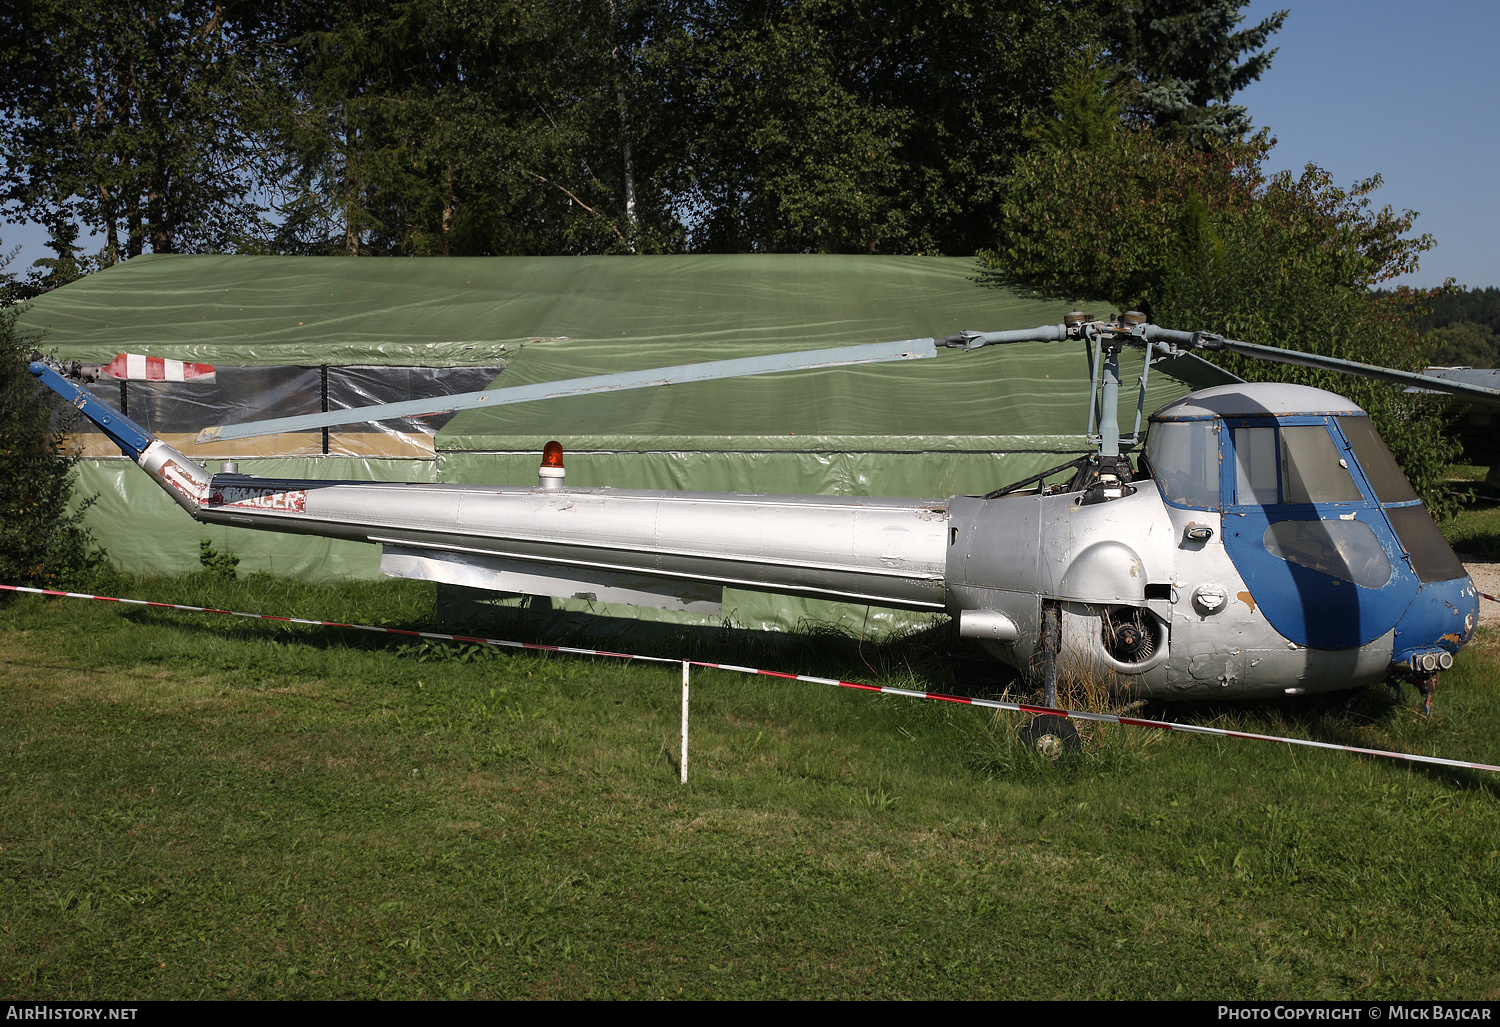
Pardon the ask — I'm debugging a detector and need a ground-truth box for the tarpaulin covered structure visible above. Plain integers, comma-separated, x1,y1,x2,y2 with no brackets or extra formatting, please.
19,253,1204,632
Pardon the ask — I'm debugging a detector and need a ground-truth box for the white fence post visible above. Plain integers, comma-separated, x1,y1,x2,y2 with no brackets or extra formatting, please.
680,661,690,784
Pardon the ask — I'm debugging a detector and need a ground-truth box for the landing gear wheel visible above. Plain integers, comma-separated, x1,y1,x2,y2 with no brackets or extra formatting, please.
1022,715,1081,757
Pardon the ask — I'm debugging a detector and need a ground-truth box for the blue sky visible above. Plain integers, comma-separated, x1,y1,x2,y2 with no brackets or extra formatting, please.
1237,0,1500,288
4,2,1496,289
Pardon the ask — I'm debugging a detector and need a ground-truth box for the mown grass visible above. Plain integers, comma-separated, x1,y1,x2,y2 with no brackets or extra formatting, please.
2,572,1499,1000
1444,465,1500,559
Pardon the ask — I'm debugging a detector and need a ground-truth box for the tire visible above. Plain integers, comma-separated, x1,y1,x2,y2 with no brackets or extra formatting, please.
1021,714,1081,757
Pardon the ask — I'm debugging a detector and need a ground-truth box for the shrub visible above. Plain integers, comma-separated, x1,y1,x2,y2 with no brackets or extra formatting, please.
197,540,240,580
0,311,99,588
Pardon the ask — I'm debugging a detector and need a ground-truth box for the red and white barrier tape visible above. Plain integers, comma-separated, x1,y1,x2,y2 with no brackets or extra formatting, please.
5,583,1498,775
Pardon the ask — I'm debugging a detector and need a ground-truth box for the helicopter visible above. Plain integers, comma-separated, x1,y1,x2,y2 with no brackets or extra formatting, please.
28,311,1495,748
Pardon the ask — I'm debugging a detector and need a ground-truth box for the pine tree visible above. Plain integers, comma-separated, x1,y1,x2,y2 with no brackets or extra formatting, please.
1106,0,1287,146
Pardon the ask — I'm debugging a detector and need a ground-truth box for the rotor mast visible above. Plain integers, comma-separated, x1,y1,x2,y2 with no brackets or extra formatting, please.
1095,318,1125,458
941,310,1151,460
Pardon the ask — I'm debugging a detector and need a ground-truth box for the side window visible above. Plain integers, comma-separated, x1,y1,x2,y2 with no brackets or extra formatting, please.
1231,422,1363,505
1280,425,1363,503
1231,427,1278,504
1263,520,1392,589
1145,420,1220,509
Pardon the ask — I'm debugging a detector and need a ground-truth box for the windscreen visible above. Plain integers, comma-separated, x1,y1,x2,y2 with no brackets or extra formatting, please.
1336,415,1464,583
1336,416,1419,504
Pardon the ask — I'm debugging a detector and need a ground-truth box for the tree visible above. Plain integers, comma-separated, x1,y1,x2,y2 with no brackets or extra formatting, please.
1424,321,1497,370
983,124,1265,315
1022,54,1127,153
0,0,1294,260
655,0,1096,255
0,0,279,262
264,0,686,257
1413,285,1500,335
1104,0,1287,146
650,8,915,254
1,218,101,303
984,121,1460,513
256,0,1284,257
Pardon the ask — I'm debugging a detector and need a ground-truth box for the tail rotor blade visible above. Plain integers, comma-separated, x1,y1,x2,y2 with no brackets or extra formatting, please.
197,338,937,444
103,353,217,383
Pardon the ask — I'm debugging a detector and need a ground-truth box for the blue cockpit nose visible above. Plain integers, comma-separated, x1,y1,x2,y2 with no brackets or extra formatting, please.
1392,576,1479,667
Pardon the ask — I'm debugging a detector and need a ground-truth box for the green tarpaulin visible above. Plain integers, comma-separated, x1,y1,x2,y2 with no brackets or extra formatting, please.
22,254,1204,631
24,251,1086,365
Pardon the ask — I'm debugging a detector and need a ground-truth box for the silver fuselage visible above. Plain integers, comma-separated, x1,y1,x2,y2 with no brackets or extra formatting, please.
136,433,1402,700
36,354,1473,703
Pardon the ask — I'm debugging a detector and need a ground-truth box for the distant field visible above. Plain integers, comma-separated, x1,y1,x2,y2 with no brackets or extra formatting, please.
2,570,1497,1000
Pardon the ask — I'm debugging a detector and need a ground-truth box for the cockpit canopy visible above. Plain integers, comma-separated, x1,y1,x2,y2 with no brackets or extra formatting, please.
1146,419,1380,509
1144,384,1410,511
1143,383,1464,584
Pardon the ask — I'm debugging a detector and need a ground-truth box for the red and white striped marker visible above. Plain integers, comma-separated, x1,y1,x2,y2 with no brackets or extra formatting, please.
102,353,216,383
4,583,1498,776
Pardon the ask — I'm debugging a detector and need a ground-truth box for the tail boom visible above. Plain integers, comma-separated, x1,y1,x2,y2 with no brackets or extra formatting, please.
28,360,949,610
193,478,951,611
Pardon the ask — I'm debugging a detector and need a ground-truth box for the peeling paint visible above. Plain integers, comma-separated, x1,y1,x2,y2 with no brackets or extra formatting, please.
161,460,208,502
211,484,307,513
1237,590,1257,612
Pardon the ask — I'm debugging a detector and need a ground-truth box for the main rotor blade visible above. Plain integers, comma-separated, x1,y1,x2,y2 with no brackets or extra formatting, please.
1207,338,1500,408
197,338,938,443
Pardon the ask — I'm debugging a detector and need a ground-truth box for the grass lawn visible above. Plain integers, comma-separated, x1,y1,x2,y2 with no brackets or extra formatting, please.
2,569,1498,1001
1443,465,1500,559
